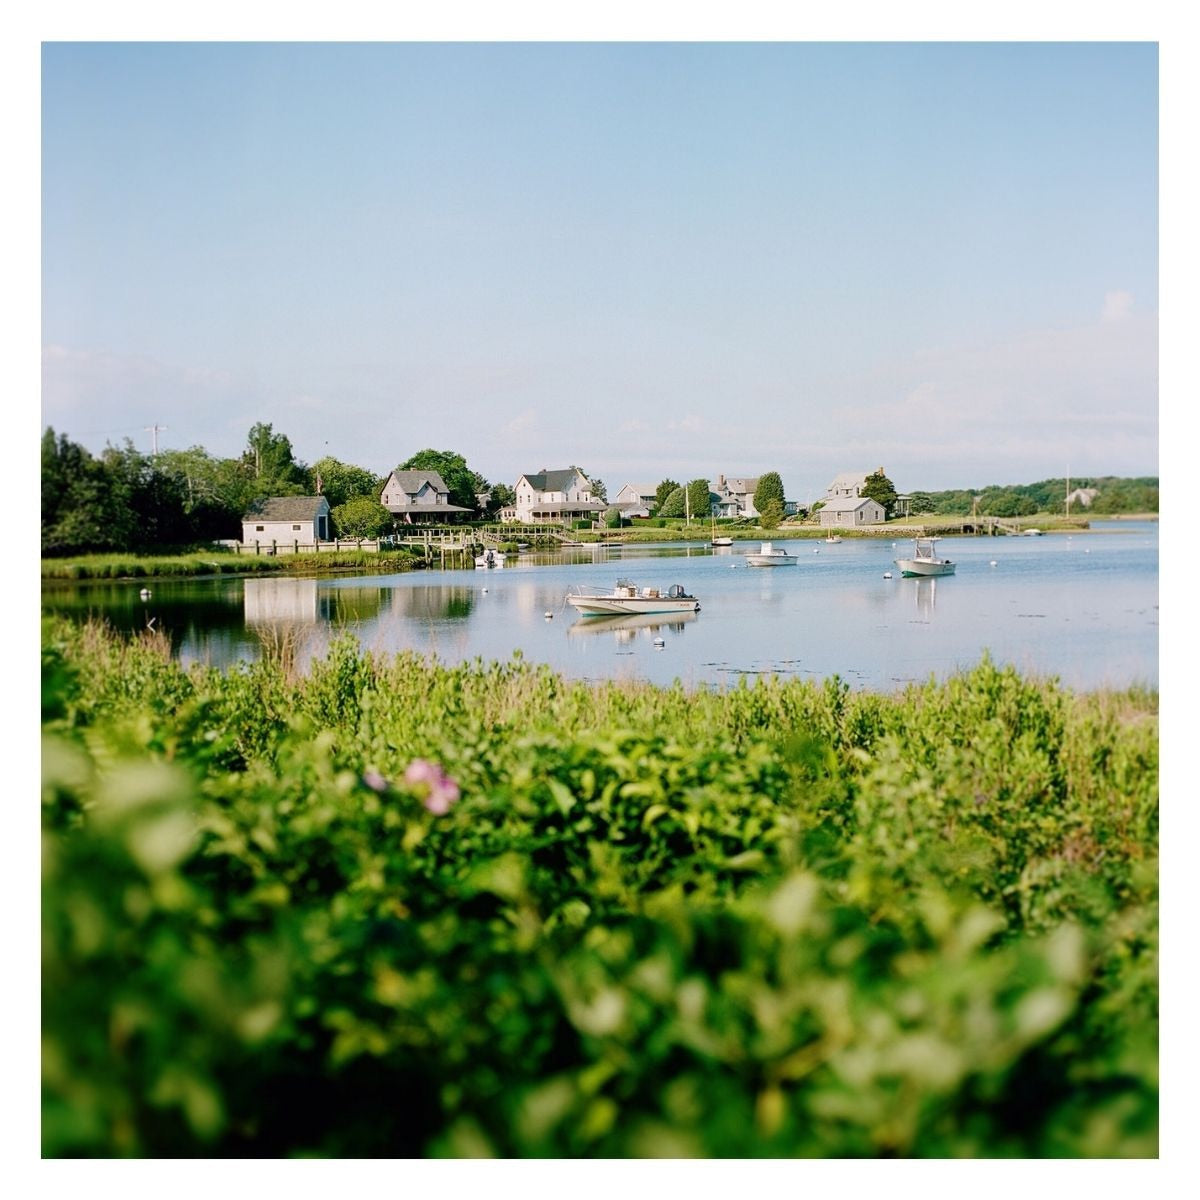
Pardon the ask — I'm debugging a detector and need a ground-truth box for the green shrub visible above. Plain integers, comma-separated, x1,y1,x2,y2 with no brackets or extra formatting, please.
40,620,1158,1157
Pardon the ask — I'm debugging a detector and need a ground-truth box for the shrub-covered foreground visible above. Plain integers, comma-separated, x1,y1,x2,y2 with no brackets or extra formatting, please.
41,618,1158,1157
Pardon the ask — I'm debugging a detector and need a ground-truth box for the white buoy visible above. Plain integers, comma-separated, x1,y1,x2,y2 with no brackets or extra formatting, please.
883,571,893,579
990,561,997,567
139,588,152,600
653,637,665,649
813,548,819,553
545,611,553,619
481,587,489,593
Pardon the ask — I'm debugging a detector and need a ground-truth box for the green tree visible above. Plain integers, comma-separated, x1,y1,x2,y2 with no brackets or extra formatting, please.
654,479,681,513
41,428,124,554
399,449,479,513
753,472,785,515
758,499,784,530
604,506,623,529
658,487,686,518
331,496,392,539
861,469,899,519
244,422,305,492
686,478,712,521
310,457,382,510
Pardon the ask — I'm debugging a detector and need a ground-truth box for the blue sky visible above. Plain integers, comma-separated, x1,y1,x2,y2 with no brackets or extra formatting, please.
41,41,1158,497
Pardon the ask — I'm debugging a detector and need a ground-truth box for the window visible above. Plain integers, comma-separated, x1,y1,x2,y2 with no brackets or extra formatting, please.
293,524,301,531
255,525,264,532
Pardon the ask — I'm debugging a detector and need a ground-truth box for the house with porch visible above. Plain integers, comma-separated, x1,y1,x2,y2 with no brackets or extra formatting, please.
504,468,607,525
241,496,331,546
379,469,474,524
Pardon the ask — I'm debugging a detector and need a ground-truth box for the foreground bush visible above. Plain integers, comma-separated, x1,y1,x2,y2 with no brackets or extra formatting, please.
41,618,1158,1157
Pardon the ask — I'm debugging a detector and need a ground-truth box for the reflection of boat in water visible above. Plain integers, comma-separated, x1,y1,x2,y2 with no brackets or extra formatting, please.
567,610,698,638
745,542,798,566
894,537,956,577
566,580,701,615
474,549,506,568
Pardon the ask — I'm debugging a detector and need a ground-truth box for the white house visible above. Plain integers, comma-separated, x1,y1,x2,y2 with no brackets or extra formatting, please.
613,483,658,517
506,468,607,525
712,474,760,518
242,496,331,545
824,470,872,500
818,495,886,528
380,470,473,523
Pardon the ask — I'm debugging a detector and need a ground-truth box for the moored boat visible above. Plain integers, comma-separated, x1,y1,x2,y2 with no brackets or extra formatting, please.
566,580,701,615
745,541,798,566
474,549,506,568
894,537,956,577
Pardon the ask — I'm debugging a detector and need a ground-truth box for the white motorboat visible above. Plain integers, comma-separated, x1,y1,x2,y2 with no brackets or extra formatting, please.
894,537,956,577
566,580,701,616
474,549,506,568
745,541,798,566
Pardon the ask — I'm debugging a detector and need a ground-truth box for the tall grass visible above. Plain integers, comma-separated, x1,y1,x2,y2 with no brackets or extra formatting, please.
41,617,1158,1157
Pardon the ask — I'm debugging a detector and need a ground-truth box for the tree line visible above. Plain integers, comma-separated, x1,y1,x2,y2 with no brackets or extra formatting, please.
905,476,1158,518
40,424,516,556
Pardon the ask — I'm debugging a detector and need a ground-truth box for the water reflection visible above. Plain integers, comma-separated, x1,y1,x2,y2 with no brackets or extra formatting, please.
41,524,1158,691
567,610,697,645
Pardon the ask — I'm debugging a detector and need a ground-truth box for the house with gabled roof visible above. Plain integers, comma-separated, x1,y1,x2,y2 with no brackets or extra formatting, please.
242,496,331,545
507,467,607,525
380,469,474,524
825,470,872,500
818,494,885,528
712,474,760,518
613,483,659,518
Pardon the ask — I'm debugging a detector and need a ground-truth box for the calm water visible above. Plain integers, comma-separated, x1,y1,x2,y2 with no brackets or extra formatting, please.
42,522,1159,692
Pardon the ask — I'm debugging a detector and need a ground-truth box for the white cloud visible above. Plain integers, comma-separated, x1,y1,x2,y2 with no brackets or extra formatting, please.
1102,290,1134,322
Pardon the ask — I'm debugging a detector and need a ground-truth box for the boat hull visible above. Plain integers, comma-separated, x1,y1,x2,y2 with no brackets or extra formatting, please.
745,555,797,566
895,559,955,577
567,595,701,615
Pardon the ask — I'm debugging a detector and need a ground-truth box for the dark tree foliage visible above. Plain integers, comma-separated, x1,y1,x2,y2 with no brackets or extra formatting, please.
752,472,786,514
861,469,899,519
654,479,681,513
41,429,236,554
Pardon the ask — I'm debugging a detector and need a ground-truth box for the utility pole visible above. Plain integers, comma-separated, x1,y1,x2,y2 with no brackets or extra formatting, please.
144,424,167,457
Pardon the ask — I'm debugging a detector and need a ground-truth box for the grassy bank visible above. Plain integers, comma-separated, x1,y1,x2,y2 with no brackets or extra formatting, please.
42,617,1157,1157
40,548,424,581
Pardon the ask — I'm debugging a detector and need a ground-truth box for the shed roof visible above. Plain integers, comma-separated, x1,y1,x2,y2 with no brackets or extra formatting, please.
820,495,882,514
243,496,329,522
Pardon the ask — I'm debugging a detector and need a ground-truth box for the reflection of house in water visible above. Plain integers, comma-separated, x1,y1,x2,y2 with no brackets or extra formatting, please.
382,586,476,622
320,586,387,624
243,578,319,626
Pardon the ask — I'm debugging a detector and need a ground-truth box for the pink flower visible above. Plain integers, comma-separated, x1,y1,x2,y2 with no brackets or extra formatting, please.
362,768,389,793
403,759,460,815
